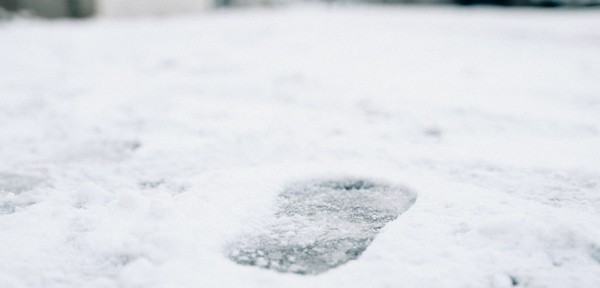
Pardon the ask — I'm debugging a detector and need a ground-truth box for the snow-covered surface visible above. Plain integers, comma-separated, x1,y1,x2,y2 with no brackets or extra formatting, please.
229,178,417,275
1,5,600,288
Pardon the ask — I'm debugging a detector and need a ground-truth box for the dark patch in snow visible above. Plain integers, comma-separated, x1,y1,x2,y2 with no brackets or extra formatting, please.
0,173,41,215
423,127,443,138
139,179,188,194
509,275,519,286
0,202,16,215
0,173,41,195
591,244,600,264
356,99,393,120
124,140,142,151
139,180,165,189
110,254,137,267
67,139,142,162
0,200,36,215
229,178,416,275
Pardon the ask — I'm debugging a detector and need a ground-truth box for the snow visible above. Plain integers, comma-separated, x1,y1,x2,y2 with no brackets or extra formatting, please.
1,4,600,288
229,178,416,274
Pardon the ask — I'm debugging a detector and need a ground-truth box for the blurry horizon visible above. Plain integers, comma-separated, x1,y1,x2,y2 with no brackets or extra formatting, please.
1,0,599,19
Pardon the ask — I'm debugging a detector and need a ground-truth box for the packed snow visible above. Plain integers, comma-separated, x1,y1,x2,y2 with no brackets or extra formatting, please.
1,4,600,288
229,178,416,274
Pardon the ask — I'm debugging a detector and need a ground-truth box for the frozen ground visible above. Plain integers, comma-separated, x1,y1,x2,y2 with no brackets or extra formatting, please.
1,4,600,288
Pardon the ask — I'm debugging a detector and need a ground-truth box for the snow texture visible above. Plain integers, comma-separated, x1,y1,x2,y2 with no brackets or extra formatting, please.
0,4,600,288
229,178,415,274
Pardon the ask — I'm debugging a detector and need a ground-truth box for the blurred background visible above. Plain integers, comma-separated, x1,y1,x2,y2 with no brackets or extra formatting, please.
0,0,599,19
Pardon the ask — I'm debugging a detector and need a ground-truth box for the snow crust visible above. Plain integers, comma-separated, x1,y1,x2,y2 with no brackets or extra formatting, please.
0,5,599,288
229,178,415,274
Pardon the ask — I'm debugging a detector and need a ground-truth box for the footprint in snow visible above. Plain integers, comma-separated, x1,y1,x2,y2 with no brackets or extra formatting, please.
229,178,416,275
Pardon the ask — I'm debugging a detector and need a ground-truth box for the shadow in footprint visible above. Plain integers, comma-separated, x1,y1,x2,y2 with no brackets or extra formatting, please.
229,178,416,275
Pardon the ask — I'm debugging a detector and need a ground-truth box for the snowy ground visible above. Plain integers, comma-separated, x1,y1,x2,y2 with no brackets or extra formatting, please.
1,5,600,288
